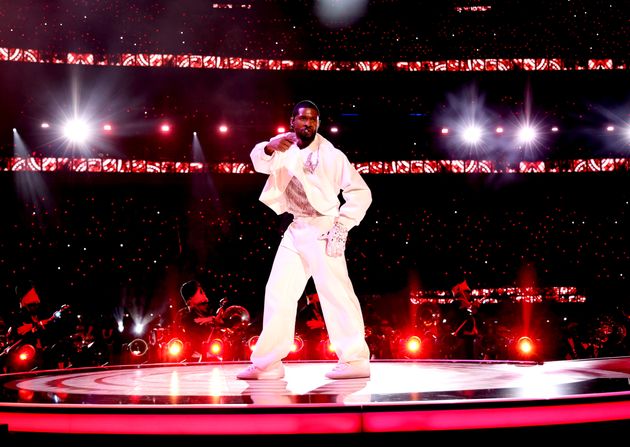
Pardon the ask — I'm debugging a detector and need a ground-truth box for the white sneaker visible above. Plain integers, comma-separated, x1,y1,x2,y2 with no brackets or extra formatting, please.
325,361,370,379
236,362,285,380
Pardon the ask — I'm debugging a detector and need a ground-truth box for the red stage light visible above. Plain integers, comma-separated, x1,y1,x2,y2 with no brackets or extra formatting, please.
6,344,38,372
247,335,259,351
517,336,534,355
209,339,223,356
167,338,184,357
317,338,338,360
290,336,304,353
406,335,422,354
17,344,36,362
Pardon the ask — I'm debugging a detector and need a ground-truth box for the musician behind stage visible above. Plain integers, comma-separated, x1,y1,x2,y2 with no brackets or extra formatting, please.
176,280,225,359
451,279,481,360
4,279,71,369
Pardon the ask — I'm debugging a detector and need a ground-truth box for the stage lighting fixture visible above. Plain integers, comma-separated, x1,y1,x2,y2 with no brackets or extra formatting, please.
282,335,306,360
276,126,286,134
315,0,368,27
166,338,184,357
405,335,422,354
441,127,449,135
128,338,149,357
516,336,534,356
63,119,91,144
291,336,304,353
218,125,229,134
133,323,145,336
461,125,482,145
160,123,171,133
41,122,50,129
16,344,37,363
103,123,112,132
319,338,338,360
517,125,537,144
208,339,224,357
247,335,259,351
330,126,339,133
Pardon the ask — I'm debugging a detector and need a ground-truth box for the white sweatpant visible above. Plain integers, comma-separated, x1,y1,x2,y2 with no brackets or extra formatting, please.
250,215,370,369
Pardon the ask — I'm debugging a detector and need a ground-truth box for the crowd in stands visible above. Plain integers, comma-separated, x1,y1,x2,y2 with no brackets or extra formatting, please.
0,1,627,60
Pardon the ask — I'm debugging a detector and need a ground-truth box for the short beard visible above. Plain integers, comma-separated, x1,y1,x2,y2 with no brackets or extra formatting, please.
296,130,315,148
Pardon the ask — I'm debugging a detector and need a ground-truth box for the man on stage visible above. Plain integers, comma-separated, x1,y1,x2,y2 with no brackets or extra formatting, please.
237,100,372,380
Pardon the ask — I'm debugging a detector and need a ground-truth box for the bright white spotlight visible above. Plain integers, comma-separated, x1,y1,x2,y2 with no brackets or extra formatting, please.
218,125,228,134
517,125,537,144
315,0,368,27
461,125,482,145
41,122,50,129
63,119,91,144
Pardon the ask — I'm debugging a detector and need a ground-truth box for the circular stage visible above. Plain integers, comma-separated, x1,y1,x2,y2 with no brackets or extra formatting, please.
2,358,630,445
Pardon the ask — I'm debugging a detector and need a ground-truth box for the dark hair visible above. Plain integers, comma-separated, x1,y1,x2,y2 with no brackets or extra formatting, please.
292,100,320,118
180,280,201,302
15,279,35,301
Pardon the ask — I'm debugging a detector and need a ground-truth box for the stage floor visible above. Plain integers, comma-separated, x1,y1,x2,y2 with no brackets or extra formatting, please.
2,358,630,444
